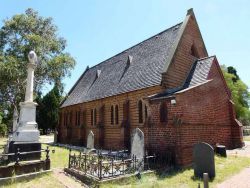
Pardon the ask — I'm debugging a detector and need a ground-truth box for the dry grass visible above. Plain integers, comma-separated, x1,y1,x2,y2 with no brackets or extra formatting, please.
101,155,250,188
1,137,250,187
2,173,65,188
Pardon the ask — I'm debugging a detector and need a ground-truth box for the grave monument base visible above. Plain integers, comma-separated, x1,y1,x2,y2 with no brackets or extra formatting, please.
8,141,41,161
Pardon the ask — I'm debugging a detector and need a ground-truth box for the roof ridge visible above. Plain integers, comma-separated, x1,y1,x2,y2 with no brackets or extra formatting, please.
88,22,183,70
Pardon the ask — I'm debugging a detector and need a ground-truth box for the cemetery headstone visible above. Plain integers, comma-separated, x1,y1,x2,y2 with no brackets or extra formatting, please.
193,142,215,179
131,128,144,171
87,131,94,149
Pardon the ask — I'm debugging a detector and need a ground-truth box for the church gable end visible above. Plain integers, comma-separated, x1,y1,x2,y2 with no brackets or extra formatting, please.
162,9,208,89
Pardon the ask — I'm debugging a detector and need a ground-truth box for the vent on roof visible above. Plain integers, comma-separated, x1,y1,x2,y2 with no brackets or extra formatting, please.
96,69,101,78
127,55,133,66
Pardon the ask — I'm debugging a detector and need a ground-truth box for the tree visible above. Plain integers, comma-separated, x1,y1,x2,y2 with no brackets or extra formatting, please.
221,65,250,126
0,112,7,137
36,84,62,134
0,9,75,127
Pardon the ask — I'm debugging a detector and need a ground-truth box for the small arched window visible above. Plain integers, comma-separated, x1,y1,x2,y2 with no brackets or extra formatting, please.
111,106,114,125
191,44,199,58
138,100,143,123
160,102,168,123
115,105,119,124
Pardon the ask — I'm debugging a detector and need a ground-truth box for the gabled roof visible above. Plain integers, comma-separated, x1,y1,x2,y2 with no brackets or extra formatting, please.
149,56,215,100
61,22,182,107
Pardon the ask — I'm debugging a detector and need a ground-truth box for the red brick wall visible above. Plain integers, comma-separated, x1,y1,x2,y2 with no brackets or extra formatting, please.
58,85,163,149
148,59,243,166
162,14,208,89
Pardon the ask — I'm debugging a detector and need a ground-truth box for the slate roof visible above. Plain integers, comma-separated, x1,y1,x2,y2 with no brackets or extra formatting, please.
61,22,183,107
149,56,215,100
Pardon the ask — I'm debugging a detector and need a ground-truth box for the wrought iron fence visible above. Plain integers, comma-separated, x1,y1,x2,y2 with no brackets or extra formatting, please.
68,149,156,180
0,146,51,165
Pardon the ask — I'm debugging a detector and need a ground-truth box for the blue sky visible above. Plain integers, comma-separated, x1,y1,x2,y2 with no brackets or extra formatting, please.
1,0,250,94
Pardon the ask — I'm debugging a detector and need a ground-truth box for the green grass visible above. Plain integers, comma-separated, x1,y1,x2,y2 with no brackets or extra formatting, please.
42,144,70,169
101,155,250,188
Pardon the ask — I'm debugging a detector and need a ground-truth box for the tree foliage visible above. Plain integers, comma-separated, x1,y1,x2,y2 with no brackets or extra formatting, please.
0,9,75,127
221,65,250,126
36,84,62,134
0,112,7,137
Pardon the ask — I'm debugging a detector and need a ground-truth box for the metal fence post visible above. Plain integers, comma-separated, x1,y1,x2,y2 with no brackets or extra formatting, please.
111,158,114,176
79,151,81,169
46,146,50,160
203,173,209,188
68,148,72,168
15,148,20,165
99,155,102,180
84,153,87,174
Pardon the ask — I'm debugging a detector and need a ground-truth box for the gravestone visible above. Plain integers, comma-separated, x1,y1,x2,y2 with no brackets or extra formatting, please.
87,131,94,149
131,128,144,171
193,142,215,179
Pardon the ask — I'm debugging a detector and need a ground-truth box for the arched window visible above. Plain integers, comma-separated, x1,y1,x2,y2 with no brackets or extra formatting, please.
191,44,199,58
94,108,97,126
138,100,143,123
111,106,114,125
75,111,78,126
115,105,119,124
91,109,97,126
160,102,168,123
91,109,94,126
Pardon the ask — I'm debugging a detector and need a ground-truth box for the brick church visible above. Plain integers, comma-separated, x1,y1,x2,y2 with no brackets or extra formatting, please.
58,9,243,166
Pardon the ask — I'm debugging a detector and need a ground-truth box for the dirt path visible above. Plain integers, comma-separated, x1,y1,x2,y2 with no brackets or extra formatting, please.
216,167,250,188
52,168,88,188
227,141,250,158
216,141,250,188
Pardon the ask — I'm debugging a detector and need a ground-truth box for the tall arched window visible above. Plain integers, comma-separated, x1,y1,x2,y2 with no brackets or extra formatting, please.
94,108,97,126
115,105,119,124
111,106,114,125
91,109,94,126
138,100,143,123
160,102,168,123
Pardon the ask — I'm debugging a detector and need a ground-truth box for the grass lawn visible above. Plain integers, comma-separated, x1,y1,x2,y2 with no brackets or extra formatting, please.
2,173,65,188
101,155,250,188
1,137,250,188
42,144,70,169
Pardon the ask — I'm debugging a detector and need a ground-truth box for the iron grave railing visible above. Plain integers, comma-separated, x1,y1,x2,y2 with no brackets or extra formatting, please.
0,146,51,165
68,149,156,180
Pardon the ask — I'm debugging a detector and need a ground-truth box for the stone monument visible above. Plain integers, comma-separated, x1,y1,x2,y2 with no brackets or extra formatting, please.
131,128,144,171
193,142,215,179
87,131,94,149
8,51,41,160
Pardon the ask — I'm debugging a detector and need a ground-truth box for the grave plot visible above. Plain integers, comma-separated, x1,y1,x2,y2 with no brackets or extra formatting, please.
66,149,155,181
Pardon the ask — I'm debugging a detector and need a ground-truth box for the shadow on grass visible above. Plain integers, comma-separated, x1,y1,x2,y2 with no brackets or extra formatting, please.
153,165,215,183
